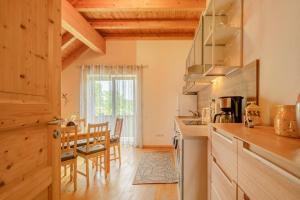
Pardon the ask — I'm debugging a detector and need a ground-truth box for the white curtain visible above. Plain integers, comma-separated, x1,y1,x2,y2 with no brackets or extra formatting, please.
80,65,143,147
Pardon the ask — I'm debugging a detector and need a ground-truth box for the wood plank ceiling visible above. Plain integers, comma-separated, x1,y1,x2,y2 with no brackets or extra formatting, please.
61,0,206,69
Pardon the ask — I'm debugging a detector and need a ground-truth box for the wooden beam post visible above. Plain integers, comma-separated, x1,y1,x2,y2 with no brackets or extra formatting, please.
61,0,105,53
61,32,77,51
74,0,206,11
104,32,194,40
62,43,88,70
90,19,199,30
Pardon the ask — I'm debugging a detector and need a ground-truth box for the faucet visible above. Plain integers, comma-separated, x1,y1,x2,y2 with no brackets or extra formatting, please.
189,110,200,118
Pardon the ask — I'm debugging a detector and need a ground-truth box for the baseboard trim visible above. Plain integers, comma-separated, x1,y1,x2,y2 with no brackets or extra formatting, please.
142,145,173,149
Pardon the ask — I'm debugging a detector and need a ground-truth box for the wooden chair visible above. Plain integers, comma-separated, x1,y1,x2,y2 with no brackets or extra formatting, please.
74,118,91,147
110,118,123,166
77,122,110,186
61,125,78,191
75,118,86,130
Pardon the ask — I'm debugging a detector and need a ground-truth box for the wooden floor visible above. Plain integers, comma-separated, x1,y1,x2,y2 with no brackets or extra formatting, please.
61,146,178,200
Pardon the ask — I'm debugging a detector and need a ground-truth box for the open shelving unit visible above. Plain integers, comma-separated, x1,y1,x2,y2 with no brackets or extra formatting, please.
183,80,211,95
204,25,240,46
183,0,243,94
203,0,243,76
204,0,237,16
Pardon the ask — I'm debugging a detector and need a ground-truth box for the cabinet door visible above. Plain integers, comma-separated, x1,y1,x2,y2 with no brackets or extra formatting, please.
211,157,237,200
0,0,61,199
207,130,212,200
238,140,300,200
211,128,238,181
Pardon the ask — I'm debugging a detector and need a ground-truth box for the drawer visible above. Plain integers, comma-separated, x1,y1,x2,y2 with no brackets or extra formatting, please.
238,140,300,200
211,157,237,200
211,128,237,181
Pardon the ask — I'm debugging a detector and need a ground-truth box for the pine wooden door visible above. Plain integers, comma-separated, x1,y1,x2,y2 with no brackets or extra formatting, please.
0,0,61,199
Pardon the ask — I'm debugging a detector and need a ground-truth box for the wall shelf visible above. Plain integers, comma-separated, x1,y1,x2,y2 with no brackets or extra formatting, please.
204,25,240,46
183,80,211,95
187,65,204,74
203,64,239,76
184,74,217,82
204,0,236,16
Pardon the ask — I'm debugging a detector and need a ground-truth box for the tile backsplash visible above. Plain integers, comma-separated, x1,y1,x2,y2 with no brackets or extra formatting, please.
197,60,258,113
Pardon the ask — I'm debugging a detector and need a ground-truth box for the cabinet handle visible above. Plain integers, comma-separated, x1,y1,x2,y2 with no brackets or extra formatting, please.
212,130,232,144
242,142,300,185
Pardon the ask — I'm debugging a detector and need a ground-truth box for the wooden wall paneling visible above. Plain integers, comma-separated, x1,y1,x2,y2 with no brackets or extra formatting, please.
62,0,106,53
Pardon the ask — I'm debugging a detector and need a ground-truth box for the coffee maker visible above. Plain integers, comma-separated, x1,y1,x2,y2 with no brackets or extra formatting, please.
213,96,244,123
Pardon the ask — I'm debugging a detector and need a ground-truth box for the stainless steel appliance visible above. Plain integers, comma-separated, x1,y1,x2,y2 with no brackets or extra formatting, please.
213,96,244,123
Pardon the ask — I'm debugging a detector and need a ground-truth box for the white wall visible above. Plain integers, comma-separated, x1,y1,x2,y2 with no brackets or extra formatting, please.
243,0,300,124
136,41,191,145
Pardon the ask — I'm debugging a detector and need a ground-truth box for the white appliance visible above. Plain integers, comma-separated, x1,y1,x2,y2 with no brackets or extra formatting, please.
176,94,197,116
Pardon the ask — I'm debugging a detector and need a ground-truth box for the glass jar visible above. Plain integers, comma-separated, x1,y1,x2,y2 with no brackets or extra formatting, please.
274,105,299,138
245,102,261,125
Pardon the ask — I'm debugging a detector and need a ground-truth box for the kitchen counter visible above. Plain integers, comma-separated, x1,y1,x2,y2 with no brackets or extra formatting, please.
175,117,300,176
175,116,208,139
212,123,300,177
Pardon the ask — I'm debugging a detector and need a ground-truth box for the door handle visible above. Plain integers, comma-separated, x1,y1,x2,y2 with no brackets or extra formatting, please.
48,117,64,125
52,130,61,139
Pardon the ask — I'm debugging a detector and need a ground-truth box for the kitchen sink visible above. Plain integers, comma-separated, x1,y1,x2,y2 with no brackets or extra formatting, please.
182,120,207,126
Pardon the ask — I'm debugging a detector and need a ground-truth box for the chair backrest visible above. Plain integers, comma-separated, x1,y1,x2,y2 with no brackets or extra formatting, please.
114,118,123,137
61,125,78,156
75,118,86,130
86,122,109,150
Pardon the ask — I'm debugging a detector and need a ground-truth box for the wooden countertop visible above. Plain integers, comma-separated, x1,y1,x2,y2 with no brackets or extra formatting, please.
175,116,208,139
212,123,300,177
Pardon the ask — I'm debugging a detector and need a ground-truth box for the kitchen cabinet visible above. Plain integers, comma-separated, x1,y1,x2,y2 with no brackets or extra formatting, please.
208,124,300,200
174,118,208,200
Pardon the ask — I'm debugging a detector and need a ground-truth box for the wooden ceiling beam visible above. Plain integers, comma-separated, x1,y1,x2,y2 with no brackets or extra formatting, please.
62,0,106,53
90,19,198,30
61,32,77,50
103,32,194,40
68,0,79,6
74,0,206,11
62,43,88,70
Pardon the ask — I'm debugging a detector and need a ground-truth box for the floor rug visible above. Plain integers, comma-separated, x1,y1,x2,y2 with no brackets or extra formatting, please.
133,152,178,184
